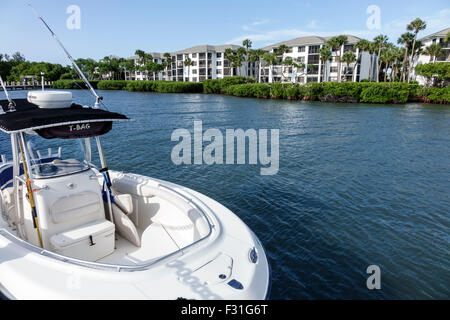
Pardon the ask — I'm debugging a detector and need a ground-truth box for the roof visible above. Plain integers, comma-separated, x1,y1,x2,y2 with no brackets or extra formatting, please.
175,44,243,54
0,99,129,135
128,52,164,60
261,35,362,51
419,27,450,41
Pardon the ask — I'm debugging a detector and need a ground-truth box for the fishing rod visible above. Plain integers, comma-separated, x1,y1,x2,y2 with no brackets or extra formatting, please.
18,132,43,248
28,4,103,108
0,74,16,112
29,4,114,223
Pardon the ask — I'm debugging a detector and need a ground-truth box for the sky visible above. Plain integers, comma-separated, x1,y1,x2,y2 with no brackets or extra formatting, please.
0,0,449,65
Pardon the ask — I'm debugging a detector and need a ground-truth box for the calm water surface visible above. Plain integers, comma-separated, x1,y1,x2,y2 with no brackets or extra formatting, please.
1,90,449,299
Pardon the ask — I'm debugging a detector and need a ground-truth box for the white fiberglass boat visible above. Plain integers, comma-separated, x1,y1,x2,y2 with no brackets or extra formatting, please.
0,8,271,300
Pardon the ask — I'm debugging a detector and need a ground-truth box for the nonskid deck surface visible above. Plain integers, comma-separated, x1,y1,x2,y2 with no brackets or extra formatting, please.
98,222,181,266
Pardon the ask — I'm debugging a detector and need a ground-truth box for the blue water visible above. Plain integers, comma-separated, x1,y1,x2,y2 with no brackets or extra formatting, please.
1,90,449,299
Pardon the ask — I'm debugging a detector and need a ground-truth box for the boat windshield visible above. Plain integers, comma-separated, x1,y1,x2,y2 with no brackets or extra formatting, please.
26,134,91,179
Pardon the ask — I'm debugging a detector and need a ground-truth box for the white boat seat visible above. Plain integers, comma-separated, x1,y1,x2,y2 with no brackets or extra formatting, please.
50,191,102,224
50,220,115,261
1,187,17,225
110,193,140,247
113,194,133,215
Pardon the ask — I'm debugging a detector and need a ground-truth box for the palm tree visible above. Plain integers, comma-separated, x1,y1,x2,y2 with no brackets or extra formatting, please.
319,46,332,82
407,18,427,82
249,49,264,82
327,35,348,82
373,35,389,82
263,52,278,82
243,39,252,76
341,51,356,81
354,39,370,82
397,32,415,82
225,48,235,77
163,53,172,81
424,44,443,63
281,57,301,82
236,47,247,76
184,57,194,81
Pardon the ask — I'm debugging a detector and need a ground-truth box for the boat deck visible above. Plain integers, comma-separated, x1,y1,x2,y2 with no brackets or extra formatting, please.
97,223,181,266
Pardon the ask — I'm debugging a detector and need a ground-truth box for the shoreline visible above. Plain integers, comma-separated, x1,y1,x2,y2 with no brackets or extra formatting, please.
51,78,450,105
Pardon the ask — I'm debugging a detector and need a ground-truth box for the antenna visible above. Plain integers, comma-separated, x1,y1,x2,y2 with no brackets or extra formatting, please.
28,4,103,108
0,74,16,112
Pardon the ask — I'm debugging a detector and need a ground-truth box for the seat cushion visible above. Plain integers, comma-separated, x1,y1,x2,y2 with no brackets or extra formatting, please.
112,202,141,247
50,192,102,224
114,194,133,215
50,220,115,249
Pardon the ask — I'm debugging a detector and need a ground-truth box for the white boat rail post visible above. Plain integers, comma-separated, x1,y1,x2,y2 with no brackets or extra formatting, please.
10,133,24,237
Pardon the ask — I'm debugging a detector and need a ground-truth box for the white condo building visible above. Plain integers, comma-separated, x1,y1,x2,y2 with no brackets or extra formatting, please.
413,27,450,85
260,35,376,83
123,35,377,83
125,45,250,82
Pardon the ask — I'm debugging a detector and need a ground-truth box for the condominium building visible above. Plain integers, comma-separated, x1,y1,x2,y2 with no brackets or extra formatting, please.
124,45,254,82
125,52,165,81
260,35,376,84
413,27,450,85
122,35,378,83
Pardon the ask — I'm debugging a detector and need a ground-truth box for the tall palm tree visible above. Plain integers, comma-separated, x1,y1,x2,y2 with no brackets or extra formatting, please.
397,32,414,82
163,53,172,81
184,57,194,81
327,35,348,82
225,48,235,77
249,49,264,82
319,46,332,82
263,52,278,82
236,47,247,76
407,18,427,82
424,44,443,63
243,39,252,76
373,34,389,82
354,39,370,82
281,56,301,82
341,51,356,81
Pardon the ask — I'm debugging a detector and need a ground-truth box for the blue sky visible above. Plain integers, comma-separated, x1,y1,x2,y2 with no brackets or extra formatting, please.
0,0,449,65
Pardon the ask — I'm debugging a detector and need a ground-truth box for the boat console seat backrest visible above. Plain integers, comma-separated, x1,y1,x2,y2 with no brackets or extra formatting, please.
26,168,115,261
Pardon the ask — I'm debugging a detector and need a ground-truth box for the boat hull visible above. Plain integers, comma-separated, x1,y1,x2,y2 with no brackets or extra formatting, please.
0,172,271,300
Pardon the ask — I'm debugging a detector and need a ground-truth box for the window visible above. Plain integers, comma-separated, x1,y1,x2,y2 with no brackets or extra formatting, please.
217,69,222,75
297,57,305,63
298,46,306,53
217,52,222,58
192,69,197,74
330,67,338,73
216,61,222,66
192,53,197,58
308,45,320,54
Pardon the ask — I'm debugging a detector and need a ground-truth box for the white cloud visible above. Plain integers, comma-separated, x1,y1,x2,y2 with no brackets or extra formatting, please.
229,8,450,47
242,19,270,31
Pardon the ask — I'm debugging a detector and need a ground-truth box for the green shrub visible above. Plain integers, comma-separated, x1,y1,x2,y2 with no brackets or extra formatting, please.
304,83,323,101
156,81,203,93
97,80,128,90
203,79,221,94
52,79,99,89
420,86,450,104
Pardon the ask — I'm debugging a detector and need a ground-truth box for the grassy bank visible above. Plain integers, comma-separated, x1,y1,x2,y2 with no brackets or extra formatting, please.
52,78,449,104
